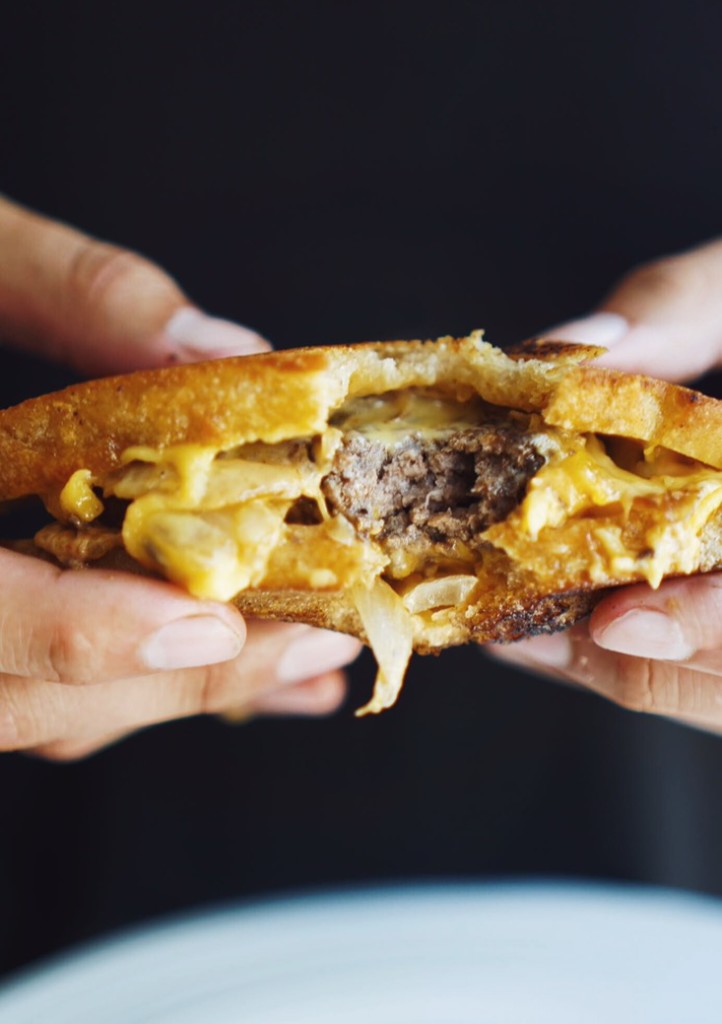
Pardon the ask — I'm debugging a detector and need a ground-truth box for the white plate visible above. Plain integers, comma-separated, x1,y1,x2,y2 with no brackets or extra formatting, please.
2,882,722,1022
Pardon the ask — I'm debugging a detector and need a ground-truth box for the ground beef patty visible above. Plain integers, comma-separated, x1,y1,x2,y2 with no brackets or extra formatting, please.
321,423,544,548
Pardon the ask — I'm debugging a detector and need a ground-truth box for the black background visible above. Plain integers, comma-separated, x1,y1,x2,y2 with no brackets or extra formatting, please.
2,0,722,978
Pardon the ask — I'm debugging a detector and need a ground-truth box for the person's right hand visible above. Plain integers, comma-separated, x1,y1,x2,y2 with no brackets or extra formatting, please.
492,239,722,733
0,196,361,759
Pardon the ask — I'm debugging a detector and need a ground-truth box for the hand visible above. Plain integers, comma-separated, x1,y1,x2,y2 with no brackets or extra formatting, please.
493,239,722,732
0,196,360,758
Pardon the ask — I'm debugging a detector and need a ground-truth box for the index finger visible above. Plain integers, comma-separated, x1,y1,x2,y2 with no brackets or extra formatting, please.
0,195,270,374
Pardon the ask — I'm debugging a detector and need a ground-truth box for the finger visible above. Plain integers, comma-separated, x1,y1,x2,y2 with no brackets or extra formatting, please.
0,546,246,683
491,623,722,729
0,195,270,374
590,575,722,677
219,623,360,722
28,670,349,760
0,624,362,754
247,670,348,717
203,621,361,716
541,238,722,382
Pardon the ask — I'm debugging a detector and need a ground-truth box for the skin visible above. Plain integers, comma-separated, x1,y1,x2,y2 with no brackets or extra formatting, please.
492,239,722,733
0,196,360,759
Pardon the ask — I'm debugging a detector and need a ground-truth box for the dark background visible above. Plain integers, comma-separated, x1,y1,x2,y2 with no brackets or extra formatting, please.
2,0,722,978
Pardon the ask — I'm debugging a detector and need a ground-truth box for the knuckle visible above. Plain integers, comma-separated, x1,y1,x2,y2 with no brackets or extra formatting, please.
614,678,655,714
612,659,679,715
46,621,94,684
66,241,163,316
197,661,243,715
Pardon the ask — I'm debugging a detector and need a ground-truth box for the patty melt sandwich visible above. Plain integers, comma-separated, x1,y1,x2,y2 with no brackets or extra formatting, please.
2,332,722,713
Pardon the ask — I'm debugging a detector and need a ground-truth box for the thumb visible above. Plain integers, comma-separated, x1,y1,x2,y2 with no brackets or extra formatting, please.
0,195,270,375
543,239,722,383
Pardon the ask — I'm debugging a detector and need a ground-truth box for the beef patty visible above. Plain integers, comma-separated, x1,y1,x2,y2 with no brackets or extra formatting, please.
321,422,544,550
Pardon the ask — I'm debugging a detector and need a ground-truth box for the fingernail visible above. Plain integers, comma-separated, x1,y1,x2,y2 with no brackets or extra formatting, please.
276,629,362,684
542,312,629,348
164,307,271,359
595,609,694,661
491,632,572,669
139,615,245,671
